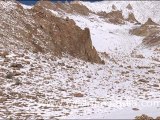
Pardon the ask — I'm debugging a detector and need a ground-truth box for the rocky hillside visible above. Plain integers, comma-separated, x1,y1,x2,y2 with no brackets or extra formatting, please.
0,0,160,119
0,0,102,64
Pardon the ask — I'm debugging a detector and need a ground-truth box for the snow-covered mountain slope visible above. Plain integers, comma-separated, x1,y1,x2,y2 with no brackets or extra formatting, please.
66,14,143,55
0,0,160,119
43,1,160,59
36,3,142,55
1,47,160,119
81,1,160,24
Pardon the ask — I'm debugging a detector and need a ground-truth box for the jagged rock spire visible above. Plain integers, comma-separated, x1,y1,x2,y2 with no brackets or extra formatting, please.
112,4,117,10
126,4,133,10
126,13,140,24
144,18,159,26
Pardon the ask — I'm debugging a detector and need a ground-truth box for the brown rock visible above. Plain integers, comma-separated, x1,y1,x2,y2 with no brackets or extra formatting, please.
130,18,159,36
152,84,159,87
0,51,9,58
126,13,140,24
144,18,159,26
73,93,84,97
142,32,160,47
98,10,125,24
70,2,91,15
14,79,22,86
112,4,117,10
36,0,91,16
138,79,149,83
6,72,14,79
126,4,133,10
135,54,145,58
13,71,21,76
135,114,154,120
3,58,10,62
31,5,102,63
24,56,30,59
10,63,23,68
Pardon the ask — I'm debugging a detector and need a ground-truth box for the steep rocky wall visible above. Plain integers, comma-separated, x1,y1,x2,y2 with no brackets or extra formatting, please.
31,4,102,63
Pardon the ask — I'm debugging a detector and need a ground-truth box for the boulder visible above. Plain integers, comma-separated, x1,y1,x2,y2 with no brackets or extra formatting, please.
73,92,84,97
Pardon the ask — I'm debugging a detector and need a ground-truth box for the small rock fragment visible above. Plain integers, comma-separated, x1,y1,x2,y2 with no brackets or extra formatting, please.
132,108,139,111
6,72,14,79
10,63,23,68
73,93,84,97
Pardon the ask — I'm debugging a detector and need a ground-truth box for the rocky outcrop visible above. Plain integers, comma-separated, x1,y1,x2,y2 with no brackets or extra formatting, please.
32,5,102,63
70,1,91,15
98,10,125,24
0,1,102,64
126,13,140,24
143,18,159,26
130,18,159,36
112,4,117,10
126,4,133,10
125,4,140,24
35,0,91,16
98,4,139,25
135,114,160,120
142,32,160,47
130,17,160,60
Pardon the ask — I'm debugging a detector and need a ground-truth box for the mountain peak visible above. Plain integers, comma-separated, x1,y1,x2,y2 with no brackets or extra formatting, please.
126,3,133,10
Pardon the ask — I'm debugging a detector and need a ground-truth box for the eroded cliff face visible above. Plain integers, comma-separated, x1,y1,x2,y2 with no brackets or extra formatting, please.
0,1,102,63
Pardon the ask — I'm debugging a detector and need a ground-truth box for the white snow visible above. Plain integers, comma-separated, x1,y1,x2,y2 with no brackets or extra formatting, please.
20,4,33,9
